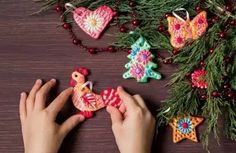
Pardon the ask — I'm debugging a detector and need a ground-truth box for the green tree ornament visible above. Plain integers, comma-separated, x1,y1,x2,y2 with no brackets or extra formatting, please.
123,36,162,82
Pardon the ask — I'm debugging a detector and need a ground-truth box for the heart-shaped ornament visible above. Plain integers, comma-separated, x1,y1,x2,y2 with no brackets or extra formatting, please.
72,5,115,39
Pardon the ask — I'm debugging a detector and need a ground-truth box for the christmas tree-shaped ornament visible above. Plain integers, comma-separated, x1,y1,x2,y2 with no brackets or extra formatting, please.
169,115,204,143
123,36,161,82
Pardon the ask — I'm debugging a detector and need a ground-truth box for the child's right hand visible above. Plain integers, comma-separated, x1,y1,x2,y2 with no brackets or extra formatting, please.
106,86,156,153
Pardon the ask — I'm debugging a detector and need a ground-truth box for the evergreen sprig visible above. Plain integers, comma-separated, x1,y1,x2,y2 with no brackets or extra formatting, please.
35,0,236,150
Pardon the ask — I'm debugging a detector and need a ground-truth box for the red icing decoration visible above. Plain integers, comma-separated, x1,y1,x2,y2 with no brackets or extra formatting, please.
182,122,188,129
176,37,184,44
175,23,181,30
77,67,89,76
100,88,122,108
79,111,94,118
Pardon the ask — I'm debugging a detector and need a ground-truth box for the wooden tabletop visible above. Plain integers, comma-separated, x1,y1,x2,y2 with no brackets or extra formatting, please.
0,0,235,153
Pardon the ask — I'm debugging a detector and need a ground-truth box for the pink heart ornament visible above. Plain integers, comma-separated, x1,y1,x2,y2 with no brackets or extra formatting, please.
73,6,115,39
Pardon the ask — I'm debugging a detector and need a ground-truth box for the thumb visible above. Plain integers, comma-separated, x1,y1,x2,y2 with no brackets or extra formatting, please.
106,106,123,126
60,114,85,136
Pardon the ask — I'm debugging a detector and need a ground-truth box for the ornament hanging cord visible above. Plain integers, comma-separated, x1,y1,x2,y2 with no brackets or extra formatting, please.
172,8,190,22
79,81,93,91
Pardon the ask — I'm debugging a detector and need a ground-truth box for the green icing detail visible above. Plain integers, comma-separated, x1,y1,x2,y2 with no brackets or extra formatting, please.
123,36,162,83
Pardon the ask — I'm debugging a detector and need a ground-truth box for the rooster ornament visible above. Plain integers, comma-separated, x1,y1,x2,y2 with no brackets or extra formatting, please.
70,67,122,118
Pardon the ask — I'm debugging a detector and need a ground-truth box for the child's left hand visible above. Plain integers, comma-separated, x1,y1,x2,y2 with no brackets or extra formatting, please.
19,79,85,153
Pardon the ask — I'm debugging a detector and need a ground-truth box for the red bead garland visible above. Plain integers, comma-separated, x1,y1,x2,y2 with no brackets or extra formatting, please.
55,0,145,54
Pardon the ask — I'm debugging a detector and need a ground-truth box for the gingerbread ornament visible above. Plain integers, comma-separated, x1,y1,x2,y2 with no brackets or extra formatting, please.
123,36,162,82
65,3,115,39
70,67,122,118
169,115,204,143
167,8,208,49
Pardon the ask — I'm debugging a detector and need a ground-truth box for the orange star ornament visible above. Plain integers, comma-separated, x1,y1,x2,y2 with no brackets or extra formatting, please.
169,115,204,143
167,8,208,49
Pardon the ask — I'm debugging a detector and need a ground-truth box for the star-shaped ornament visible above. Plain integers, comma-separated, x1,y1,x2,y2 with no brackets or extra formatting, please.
169,115,204,143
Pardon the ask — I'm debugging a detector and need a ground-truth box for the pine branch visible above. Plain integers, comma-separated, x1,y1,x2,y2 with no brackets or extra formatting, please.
224,102,236,141
32,0,236,149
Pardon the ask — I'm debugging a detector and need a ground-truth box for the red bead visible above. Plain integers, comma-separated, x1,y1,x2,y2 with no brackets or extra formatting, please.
165,12,172,18
223,84,230,89
88,48,97,54
127,49,131,54
129,1,135,7
209,48,214,54
228,92,234,98
55,5,62,13
225,4,232,12
72,39,81,45
200,60,204,67
158,25,165,32
195,5,201,13
211,18,217,24
108,46,116,52
219,32,226,39
132,19,140,26
172,49,179,55
119,26,127,33
224,56,232,64
230,20,236,26
200,94,208,100
113,11,118,17
163,58,172,64
62,23,71,29
211,90,219,97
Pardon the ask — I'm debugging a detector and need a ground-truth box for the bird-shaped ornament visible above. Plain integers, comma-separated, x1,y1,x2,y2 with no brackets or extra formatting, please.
70,67,122,118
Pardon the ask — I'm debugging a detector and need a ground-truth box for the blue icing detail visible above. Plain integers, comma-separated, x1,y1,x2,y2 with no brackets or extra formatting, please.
177,117,193,134
130,47,140,57
145,68,152,76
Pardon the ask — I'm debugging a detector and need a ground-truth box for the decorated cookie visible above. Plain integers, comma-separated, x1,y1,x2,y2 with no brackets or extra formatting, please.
66,3,115,39
70,67,122,118
167,8,208,49
123,36,161,82
169,115,204,143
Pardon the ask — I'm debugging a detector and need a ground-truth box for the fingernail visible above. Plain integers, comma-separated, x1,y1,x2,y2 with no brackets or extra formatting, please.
117,86,122,90
36,79,42,84
20,92,25,96
78,114,85,120
51,78,56,83
106,106,111,111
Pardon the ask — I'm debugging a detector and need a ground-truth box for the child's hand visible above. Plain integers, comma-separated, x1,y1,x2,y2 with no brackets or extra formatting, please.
106,86,156,153
19,79,85,153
